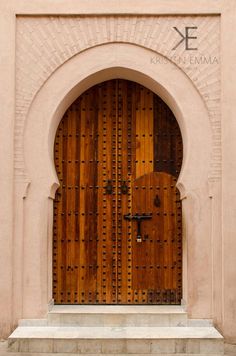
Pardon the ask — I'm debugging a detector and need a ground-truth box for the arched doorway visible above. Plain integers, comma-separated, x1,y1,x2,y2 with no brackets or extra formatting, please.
53,79,183,305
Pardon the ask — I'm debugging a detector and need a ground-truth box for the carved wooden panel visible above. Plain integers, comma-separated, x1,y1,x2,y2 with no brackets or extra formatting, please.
53,79,183,304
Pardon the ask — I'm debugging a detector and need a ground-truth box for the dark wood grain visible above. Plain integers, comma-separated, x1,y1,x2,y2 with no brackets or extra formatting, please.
53,79,183,305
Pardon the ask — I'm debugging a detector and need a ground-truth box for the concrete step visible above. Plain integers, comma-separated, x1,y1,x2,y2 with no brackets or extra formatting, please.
8,325,224,354
46,305,188,327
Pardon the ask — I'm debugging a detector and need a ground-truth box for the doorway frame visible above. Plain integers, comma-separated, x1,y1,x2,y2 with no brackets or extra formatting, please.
14,43,217,322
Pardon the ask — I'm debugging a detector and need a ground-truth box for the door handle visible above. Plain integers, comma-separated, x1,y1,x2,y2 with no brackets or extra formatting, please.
124,214,152,242
124,214,152,221
105,179,113,195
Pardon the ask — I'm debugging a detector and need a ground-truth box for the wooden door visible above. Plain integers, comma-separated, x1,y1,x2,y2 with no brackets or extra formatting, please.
53,79,183,304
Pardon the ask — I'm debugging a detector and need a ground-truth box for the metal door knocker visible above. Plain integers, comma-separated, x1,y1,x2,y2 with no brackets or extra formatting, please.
154,194,161,207
105,179,113,194
121,180,128,194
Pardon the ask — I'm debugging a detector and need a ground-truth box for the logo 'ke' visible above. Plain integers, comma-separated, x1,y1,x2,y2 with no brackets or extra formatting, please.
172,26,198,51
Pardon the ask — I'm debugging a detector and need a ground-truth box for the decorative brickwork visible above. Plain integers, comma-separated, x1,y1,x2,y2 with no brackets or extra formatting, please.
16,16,220,181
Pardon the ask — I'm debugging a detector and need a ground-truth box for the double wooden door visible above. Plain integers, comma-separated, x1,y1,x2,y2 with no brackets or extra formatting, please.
53,79,183,304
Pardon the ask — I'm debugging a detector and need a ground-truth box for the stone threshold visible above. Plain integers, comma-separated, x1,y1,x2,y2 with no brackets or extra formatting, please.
9,326,222,339
48,305,186,314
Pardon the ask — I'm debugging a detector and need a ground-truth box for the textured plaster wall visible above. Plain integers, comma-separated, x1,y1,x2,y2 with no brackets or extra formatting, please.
0,0,236,345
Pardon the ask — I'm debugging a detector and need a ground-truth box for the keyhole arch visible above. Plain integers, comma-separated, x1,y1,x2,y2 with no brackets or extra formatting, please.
22,43,212,314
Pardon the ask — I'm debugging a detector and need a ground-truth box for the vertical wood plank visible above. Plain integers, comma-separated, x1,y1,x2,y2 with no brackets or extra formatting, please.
53,79,183,305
